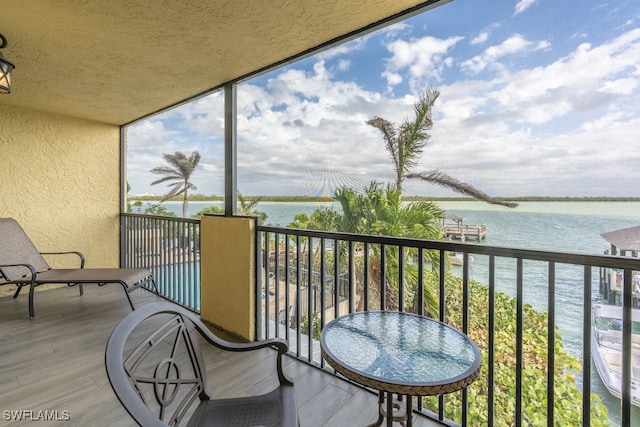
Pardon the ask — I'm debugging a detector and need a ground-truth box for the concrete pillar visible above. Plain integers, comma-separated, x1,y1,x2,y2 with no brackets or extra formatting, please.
200,215,256,341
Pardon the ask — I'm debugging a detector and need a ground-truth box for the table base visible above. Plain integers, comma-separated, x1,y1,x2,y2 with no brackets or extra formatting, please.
367,391,413,427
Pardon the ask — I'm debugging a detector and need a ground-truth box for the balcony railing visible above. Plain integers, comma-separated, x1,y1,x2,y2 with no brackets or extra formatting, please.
256,224,640,427
120,213,200,312
120,214,640,426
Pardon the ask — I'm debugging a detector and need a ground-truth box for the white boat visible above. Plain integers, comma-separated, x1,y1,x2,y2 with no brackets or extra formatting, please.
591,303,640,407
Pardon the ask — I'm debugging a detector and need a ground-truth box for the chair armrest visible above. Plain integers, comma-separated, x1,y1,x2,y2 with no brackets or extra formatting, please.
40,251,85,268
184,311,294,386
0,263,38,281
201,332,289,354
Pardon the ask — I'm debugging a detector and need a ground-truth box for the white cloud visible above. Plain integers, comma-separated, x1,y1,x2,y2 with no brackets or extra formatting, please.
232,61,394,196
487,29,640,125
126,15,640,198
601,77,639,95
471,31,490,46
317,37,369,60
514,0,538,16
461,34,549,74
336,59,351,72
383,35,463,91
382,71,403,86
405,28,640,197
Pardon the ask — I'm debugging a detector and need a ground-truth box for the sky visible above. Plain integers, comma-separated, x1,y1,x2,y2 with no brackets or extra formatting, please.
127,0,640,199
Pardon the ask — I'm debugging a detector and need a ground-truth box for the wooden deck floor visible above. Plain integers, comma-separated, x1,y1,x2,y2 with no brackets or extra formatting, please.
0,285,442,427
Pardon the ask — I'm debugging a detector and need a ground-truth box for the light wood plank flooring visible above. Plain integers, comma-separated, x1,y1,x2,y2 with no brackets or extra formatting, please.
0,284,442,427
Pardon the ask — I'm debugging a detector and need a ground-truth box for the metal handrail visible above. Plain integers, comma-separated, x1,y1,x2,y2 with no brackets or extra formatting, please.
257,224,640,427
120,213,201,312
120,214,640,426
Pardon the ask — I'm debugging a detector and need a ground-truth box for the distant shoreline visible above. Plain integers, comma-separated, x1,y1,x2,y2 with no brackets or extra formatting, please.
129,195,640,203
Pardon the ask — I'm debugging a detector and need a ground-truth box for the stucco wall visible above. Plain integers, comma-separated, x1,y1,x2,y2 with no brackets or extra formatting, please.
0,105,121,296
200,215,256,341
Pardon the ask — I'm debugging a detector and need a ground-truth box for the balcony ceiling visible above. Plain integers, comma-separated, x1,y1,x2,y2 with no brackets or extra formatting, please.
0,0,438,126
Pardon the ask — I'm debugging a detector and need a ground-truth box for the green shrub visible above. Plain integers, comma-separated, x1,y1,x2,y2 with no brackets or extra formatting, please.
421,273,609,426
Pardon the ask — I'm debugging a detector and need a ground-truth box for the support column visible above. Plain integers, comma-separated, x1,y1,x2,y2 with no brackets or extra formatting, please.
200,215,256,341
224,82,237,216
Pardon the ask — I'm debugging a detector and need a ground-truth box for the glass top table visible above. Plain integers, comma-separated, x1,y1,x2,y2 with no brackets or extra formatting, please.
320,311,481,426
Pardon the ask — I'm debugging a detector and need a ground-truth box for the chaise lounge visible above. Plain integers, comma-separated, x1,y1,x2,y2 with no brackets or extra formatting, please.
0,217,157,318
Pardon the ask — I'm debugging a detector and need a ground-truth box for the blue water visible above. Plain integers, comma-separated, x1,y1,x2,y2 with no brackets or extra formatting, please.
143,199,640,425
432,202,640,426
151,263,201,312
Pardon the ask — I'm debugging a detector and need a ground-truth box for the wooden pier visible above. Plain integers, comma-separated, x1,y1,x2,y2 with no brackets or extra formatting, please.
440,214,487,241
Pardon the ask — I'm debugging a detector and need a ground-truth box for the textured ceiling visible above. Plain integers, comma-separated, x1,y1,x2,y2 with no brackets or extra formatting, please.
0,0,441,125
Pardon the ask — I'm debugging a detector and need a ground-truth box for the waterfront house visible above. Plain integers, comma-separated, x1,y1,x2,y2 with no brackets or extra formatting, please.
2,1,640,426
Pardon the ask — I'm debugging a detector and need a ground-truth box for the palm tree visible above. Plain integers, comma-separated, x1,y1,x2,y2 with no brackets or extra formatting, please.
296,182,442,315
333,182,442,314
237,192,268,223
367,89,438,196
367,88,517,208
150,151,201,217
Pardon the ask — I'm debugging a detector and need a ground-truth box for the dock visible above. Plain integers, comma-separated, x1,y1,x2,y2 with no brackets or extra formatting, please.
598,225,640,307
440,214,486,241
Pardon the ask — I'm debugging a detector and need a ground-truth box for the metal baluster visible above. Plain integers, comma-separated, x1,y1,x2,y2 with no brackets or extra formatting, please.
295,235,302,358
398,245,404,312
264,231,271,339
320,238,326,368
622,268,632,426
334,239,339,318
547,262,556,427
364,242,370,311
274,232,281,339
349,240,355,313
461,252,470,426
380,244,386,311
516,258,523,427
438,248,446,421
488,255,496,426
307,236,313,363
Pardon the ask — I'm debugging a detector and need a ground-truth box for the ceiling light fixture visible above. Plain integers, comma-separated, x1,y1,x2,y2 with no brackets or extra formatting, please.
0,33,15,94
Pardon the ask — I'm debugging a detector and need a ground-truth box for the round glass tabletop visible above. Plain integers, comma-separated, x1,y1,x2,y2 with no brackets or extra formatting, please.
320,311,481,395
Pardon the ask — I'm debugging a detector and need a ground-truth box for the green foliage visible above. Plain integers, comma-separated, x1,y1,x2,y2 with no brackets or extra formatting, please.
289,181,443,313
150,150,201,217
282,181,610,425
300,312,322,341
189,192,268,221
421,273,609,426
367,88,438,194
192,205,224,219
237,191,268,222
130,202,176,217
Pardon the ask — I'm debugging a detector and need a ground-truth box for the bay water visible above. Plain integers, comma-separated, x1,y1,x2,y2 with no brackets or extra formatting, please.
144,200,640,425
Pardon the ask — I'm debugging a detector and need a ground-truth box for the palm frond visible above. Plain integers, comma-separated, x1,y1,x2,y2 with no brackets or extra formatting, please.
158,184,185,202
367,117,400,177
406,170,518,208
149,151,201,215
150,175,182,186
150,166,179,175
398,89,440,173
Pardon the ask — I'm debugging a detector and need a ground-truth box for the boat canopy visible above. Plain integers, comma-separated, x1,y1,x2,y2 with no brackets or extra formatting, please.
601,225,640,253
593,304,640,323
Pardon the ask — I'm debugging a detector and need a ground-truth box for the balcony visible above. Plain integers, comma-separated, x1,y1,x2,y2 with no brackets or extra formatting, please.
114,214,640,426
0,273,441,426
4,1,638,426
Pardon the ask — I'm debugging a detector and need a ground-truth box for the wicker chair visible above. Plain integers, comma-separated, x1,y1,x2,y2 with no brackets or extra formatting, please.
105,302,299,427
